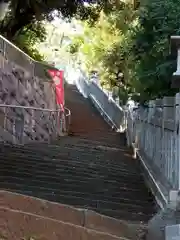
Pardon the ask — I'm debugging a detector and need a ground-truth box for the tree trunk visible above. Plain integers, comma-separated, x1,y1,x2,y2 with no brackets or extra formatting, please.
0,1,34,40
1,13,33,40
0,1,10,20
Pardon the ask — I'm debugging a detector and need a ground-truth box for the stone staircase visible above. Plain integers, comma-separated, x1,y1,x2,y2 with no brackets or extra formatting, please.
0,191,147,240
0,84,156,239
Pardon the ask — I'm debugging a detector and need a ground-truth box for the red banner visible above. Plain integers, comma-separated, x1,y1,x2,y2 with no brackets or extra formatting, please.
48,69,64,111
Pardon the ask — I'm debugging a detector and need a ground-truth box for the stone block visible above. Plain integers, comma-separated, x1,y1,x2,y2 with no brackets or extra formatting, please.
84,210,134,239
0,60,57,143
166,224,180,240
146,203,180,240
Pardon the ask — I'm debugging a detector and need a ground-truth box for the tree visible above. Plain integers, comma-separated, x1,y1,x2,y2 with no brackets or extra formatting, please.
67,1,136,97
13,21,46,61
36,21,73,64
0,0,10,20
129,0,180,101
0,0,107,40
68,0,180,103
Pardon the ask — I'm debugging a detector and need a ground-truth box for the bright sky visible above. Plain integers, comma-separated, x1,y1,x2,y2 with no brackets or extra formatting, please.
51,13,83,35
37,17,82,66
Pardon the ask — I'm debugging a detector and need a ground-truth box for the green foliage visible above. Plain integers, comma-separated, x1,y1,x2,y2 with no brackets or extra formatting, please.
67,35,84,54
68,0,180,103
131,0,180,101
14,22,46,61
0,0,108,40
76,4,103,25
68,2,135,92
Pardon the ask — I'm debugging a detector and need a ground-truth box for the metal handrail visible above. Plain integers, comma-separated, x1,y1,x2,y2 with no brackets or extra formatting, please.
64,107,71,117
0,34,72,143
0,33,50,80
0,104,59,112
0,104,71,144
0,104,71,115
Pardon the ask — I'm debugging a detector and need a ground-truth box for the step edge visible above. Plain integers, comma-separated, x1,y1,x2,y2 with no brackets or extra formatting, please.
0,190,145,239
0,190,150,221
0,205,130,240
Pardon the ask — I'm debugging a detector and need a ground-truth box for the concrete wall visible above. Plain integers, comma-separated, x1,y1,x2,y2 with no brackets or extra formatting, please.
0,56,57,144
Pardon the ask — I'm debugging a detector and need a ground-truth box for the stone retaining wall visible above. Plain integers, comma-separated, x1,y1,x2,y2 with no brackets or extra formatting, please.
0,55,57,144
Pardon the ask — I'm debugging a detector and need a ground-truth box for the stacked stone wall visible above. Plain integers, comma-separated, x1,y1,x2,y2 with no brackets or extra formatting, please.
0,55,57,144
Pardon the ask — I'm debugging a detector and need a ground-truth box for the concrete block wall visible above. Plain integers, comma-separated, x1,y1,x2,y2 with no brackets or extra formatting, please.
0,56,57,144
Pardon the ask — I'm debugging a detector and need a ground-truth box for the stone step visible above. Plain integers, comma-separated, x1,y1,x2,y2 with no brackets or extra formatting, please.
0,84,157,228
7,142,128,158
0,190,146,240
56,135,124,147
0,174,153,205
0,182,153,214
0,142,156,223
0,146,145,181
0,163,148,189
0,175,155,221
0,150,144,180
0,177,154,207
0,142,138,170
0,145,153,195
0,206,129,240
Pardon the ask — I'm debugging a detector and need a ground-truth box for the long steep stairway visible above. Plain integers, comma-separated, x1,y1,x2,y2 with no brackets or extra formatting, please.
0,84,156,239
